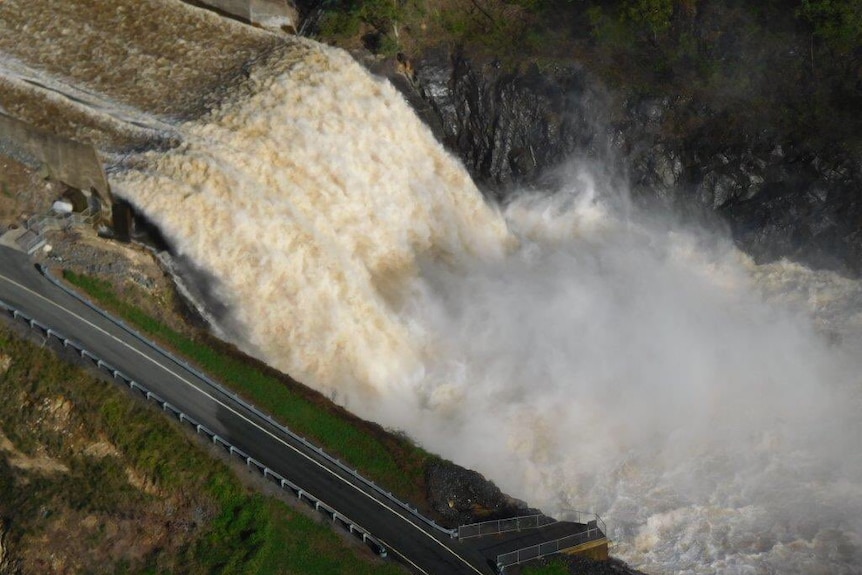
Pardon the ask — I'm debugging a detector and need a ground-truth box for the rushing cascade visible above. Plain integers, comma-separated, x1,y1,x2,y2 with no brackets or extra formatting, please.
115,39,513,396
113,38,862,575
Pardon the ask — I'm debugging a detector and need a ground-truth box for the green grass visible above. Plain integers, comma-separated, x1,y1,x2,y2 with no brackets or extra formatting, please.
0,323,407,574
62,270,432,508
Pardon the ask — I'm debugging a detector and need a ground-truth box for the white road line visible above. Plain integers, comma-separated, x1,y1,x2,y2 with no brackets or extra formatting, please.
378,537,432,575
0,271,484,575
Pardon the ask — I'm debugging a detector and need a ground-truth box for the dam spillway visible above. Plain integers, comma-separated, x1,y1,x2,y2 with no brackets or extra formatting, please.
2,2,862,574
0,0,280,148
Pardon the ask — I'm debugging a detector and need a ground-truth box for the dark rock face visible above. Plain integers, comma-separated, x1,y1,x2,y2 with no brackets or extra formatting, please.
512,555,646,575
425,459,538,527
619,96,862,276
406,49,862,276
413,49,608,197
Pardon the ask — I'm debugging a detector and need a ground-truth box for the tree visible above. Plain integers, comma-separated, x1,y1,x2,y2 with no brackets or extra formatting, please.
798,0,862,58
624,0,675,41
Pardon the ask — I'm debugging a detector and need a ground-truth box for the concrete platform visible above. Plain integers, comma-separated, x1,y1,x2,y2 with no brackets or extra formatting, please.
0,227,44,254
468,520,607,570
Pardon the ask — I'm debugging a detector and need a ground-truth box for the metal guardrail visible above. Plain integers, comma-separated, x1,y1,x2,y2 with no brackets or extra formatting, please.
458,514,557,540
0,297,388,558
495,516,606,573
37,264,459,539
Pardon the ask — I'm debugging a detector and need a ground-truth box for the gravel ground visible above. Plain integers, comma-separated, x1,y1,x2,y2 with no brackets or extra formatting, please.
0,154,61,232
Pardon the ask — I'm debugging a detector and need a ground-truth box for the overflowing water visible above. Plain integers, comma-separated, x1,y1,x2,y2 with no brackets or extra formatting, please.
0,0,277,115
0,11,852,570
0,0,278,147
108,38,862,574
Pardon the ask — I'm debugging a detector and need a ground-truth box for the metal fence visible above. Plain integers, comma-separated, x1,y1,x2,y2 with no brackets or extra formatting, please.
27,206,96,235
0,297,388,558
561,509,607,534
17,207,97,254
37,263,460,539
458,514,557,540
17,230,46,254
496,515,607,572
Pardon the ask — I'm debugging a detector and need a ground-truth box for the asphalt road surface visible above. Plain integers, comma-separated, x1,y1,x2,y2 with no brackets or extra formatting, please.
0,245,495,575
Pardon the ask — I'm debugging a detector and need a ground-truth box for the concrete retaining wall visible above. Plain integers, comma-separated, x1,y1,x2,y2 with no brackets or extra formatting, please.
0,113,112,217
195,0,299,32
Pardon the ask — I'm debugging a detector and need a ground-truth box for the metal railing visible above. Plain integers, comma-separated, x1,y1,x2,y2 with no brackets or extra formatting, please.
458,514,557,540
0,297,388,558
561,509,607,534
496,515,607,573
18,206,97,254
17,230,46,254
27,206,96,234
36,264,459,539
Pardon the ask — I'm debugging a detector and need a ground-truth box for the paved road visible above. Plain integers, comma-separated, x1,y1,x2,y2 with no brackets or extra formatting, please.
0,246,494,575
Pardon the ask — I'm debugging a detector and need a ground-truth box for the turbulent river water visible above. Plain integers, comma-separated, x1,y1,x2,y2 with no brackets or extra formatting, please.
112,40,862,575
3,2,861,572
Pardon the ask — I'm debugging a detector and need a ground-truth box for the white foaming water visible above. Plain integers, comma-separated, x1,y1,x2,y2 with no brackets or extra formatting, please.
114,39,862,575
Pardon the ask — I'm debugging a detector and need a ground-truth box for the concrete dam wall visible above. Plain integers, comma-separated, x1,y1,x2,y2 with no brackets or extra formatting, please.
194,0,299,32
0,112,112,216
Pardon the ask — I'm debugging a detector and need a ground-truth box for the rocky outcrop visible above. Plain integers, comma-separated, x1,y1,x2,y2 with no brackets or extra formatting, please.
619,97,862,276
0,519,14,575
404,49,862,276
425,459,538,526
524,555,646,575
412,48,609,197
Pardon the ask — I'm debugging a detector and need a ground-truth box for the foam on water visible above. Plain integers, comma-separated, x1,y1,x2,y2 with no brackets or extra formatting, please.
113,39,862,574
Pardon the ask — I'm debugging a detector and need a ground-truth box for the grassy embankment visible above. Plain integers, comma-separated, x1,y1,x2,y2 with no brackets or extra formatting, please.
62,270,435,511
0,324,407,574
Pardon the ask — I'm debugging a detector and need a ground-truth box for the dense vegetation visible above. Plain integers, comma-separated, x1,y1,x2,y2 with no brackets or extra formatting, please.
0,324,406,574
311,0,860,146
